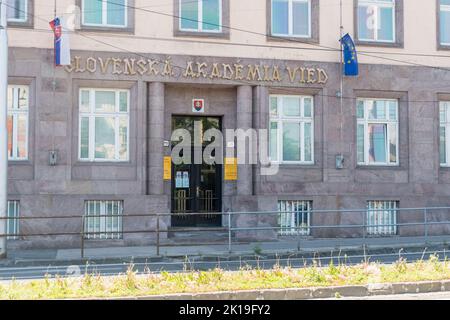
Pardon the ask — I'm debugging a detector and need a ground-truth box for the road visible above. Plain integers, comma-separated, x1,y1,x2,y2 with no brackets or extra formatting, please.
0,249,449,281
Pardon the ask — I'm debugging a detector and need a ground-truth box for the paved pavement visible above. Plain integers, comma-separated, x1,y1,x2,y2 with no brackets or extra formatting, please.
323,291,450,300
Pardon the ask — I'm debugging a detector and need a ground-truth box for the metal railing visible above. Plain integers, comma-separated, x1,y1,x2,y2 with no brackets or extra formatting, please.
0,206,450,259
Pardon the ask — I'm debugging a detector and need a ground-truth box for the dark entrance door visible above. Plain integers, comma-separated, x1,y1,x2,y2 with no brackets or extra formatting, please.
171,116,222,227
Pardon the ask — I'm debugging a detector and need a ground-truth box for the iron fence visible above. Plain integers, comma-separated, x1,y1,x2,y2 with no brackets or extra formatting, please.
0,206,449,259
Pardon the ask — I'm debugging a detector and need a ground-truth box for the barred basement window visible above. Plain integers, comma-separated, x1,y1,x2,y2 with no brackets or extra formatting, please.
7,201,20,240
366,200,398,236
84,201,123,240
278,200,312,236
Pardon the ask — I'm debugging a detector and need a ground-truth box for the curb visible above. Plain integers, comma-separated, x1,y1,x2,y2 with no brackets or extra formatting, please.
105,280,450,300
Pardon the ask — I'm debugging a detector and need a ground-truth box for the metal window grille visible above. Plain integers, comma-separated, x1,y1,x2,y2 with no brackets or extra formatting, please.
278,200,312,236
367,200,398,236
7,200,20,240
84,200,123,240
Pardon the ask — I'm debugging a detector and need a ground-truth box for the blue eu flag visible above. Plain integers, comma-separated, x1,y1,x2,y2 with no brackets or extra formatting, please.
340,33,359,76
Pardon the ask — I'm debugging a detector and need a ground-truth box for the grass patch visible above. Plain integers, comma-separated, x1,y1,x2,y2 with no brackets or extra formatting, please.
1,255,450,300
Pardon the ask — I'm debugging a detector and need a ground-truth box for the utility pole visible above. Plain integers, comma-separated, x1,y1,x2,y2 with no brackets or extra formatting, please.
0,0,8,259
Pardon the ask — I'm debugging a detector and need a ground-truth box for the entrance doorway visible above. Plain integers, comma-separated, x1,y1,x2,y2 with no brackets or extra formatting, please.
171,116,222,227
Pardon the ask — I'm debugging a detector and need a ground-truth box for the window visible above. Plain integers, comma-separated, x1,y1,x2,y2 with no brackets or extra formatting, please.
278,200,312,236
7,201,20,240
6,0,27,22
440,101,450,166
7,85,29,161
82,0,127,28
179,0,222,32
269,95,314,164
357,0,395,42
356,99,398,166
271,0,311,38
440,0,450,46
84,201,123,240
79,89,129,162
367,200,398,236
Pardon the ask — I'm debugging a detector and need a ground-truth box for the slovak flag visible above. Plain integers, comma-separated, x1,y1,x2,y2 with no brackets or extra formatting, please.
49,17,71,66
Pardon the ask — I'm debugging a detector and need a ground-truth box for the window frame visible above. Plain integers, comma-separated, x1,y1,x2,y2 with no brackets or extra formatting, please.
78,88,130,163
7,85,29,161
440,101,450,167
440,0,450,46
356,0,396,43
81,0,128,28
269,95,315,165
178,0,223,33
356,98,399,167
6,0,28,23
270,0,312,38
7,200,20,240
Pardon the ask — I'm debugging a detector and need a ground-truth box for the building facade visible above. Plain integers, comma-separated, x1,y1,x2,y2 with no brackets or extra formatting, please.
4,0,450,248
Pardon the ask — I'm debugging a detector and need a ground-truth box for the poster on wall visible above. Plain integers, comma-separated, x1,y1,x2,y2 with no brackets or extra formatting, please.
163,157,172,180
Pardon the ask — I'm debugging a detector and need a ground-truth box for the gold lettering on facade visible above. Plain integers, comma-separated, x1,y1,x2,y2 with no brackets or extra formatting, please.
222,64,234,80
184,61,196,78
64,56,330,85
147,60,159,76
196,62,208,78
98,57,112,73
307,68,316,84
112,58,123,75
136,59,147,75
247,65,262,81
286,66,299,82
162,59,174,76
317,68,328,84
272,66,282,82
234,64,244,80
123,58,137,75
210,63,222,79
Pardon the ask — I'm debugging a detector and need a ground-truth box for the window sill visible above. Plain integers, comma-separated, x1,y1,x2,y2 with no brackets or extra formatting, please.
437,44,450,51
354,39,403,49
174,30,230,39
75,161,132,167
8,160,32,166
267,34,318,44
7,21,33,29
78,25,134,34
356,165,401,170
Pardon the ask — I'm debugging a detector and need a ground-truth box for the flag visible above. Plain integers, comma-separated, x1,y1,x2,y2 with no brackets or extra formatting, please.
340,33,358,76
49,17,71,66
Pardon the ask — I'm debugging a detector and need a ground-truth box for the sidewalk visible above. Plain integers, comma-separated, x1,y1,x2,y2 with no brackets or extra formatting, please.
3,235,449,265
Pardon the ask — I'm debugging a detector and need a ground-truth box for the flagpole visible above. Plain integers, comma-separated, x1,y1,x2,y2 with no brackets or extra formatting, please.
0,0,9,258
339,0,344,165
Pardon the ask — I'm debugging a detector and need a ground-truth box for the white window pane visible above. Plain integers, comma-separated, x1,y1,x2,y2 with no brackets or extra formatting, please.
441,9,450,44
388,124,397,164
16,114,27,159
95,91,116,113
283,97,301,117
357,124,365,163
303,98,312,117
95,117,116,159
80,90,90,113
270,97,278,116
283,122,301,161
272,0,289,35
304,122,312,162
368,100,386,120
378,7,394,41
368,124,387,163
84,0,103,24
388,101,397,121
180,0,199,30
440,126,446,165
7,0,26,21
17,87,28,110
80,117,90,159
119,92,128,112
292,1,309,36
107,0,126,26
358,5,375,40
440,103,447,123
270,122,278,161
202,0,220,31
357,100,365,119
119,117,128,160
